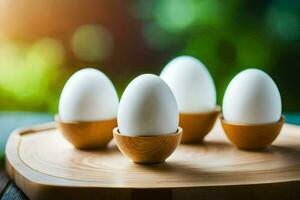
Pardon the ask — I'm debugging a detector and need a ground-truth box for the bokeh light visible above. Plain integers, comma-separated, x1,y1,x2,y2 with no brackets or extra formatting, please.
27,38,64,69
266,5,300,42
0,41,27,100
0,38,64,111
71,24,114,62
154,0,197,33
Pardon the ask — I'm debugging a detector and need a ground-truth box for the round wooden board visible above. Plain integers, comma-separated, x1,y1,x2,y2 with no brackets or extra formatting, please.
5,121,300,200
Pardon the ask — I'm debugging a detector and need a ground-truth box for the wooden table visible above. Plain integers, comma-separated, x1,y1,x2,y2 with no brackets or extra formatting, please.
0,112,300,200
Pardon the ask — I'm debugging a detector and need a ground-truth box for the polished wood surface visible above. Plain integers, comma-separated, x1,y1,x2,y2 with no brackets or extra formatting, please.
55,115,116,149
113,128,182,163
179,107,220,143
5,121,300,200
221,116,284,150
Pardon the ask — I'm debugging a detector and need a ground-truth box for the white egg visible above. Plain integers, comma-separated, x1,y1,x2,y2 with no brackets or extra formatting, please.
160,56,216,113
222,68,282,124
118,74,179,136
59,68,119,122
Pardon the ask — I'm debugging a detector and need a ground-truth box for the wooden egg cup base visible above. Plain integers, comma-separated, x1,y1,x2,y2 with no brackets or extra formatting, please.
179,107,220,144
113,127,182,164
55,115,117,149
221,116,285,150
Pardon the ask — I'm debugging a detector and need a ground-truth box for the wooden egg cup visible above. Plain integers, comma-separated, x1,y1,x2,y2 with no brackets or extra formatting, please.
55,115,117,149
221,116,285,150
113,127,182,164
179,107,220,143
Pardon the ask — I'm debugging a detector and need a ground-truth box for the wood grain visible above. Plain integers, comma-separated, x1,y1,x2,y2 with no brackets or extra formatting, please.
179,107,220,143
55,115,116,149
221,116,284,150
113,128,182,163
5,121,300,200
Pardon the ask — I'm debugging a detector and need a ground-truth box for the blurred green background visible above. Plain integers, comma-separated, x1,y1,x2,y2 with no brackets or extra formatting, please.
0,0,299,113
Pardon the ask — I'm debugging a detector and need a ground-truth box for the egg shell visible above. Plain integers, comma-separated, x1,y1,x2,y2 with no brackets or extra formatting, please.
222,68,282,124
160,56,216,113
59,68,119,122
118,74,179,136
